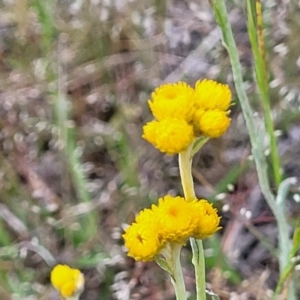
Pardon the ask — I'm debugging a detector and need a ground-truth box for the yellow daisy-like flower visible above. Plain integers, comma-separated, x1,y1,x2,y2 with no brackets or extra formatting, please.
123,221,163,261
149,82,195,122
154,195,198,243
194,79,231,111
195,110,231,138
191,200,221,239
51,264,84,298
142,119,195,155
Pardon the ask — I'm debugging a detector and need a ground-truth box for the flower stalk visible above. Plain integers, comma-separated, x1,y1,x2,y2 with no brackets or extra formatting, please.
179,148,206,300
179,145,196,200
169,243,187,300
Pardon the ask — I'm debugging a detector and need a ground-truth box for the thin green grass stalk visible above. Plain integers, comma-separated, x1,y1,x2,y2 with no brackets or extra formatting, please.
0,220,10,246
247,0,282,188
53,92,98,242
205,235,242,285
108,131,139,188
245,222,277,258
50,33,98,243
274,257,297,297
0,218,11,297
273,177,298,299
0,272,11,298
34,0,98,242
291,226,300,258
209,1,296,298
274,219,300,298
32,0,57,51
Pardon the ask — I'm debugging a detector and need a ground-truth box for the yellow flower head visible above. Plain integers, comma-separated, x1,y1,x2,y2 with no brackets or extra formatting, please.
195,110,230,138
123,221,163,261
194,79,231,111
123,196,221,261
142,119,195,155
154,195,198,243
148,82,195,122
191,200,221,239
51,264,84,298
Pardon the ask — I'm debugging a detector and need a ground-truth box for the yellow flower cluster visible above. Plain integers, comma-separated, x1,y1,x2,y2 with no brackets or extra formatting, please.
143,79,232,154
51,264,84,298
122,195,221,262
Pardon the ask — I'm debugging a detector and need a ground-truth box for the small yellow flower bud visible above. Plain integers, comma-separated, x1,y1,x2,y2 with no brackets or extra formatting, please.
194,79,231,111
142,119,195,155
149,82,195,122
51,264,84,299
191,200,221,239
195,110,231,138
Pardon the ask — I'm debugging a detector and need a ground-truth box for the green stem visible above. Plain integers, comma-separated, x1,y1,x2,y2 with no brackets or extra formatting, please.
246,0,282,188
179,148,206,300
191,137,209,157
191,239,206,300
170,243,187,300
272,177,297,300
273,260,295,299
179,145,196,200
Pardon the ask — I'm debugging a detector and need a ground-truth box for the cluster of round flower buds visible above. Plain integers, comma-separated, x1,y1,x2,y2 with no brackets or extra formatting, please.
143,80,232,155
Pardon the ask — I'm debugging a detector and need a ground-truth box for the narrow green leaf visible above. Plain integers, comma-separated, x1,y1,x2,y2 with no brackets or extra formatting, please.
246,0,282,188
155,257,172,275
291,226,300,257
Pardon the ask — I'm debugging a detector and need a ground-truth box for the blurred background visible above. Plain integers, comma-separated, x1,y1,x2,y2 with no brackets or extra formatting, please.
0,0,300,299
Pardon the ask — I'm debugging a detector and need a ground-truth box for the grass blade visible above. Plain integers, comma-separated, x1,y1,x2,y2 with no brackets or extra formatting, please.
246,0,282,188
